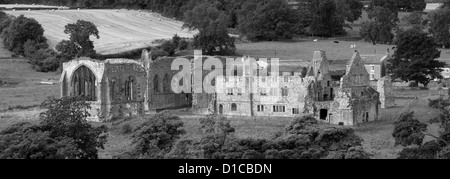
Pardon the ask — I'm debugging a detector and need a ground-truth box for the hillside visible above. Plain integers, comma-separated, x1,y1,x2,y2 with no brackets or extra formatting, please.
4,9,197,55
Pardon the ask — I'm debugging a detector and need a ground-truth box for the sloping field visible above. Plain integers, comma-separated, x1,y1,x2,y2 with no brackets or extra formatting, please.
4,9,196,54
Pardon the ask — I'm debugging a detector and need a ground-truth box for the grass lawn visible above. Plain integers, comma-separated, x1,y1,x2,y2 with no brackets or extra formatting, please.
0,58,60,111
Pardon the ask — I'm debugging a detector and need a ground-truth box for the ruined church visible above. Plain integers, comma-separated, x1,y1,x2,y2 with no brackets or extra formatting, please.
60,49,393,126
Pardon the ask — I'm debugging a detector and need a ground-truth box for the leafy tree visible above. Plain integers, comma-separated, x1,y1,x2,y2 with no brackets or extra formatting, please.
0,16,12,34
160,40,177,56
308,0,346,37
387,28,445,86
360,6,397,44
367,0,399,17
393,110,450,159
427,8,450,48
127,113,186,159
334,0,364,23
401,11,425,28
38,96,108,159
56,20,100,60
2,15,47,55
184,2,236,55
392,111,428,147
0,96,108,159
237,0,298,41
168,115,369,159
0,122,80,159
397,0,426,11
442,0,450,9
193,22,236,55
24,39,59,72
183,2,230,31
428,97,450,110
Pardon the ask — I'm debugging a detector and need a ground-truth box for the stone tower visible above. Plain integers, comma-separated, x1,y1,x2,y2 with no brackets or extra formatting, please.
377,76,395,109
309,50,330,79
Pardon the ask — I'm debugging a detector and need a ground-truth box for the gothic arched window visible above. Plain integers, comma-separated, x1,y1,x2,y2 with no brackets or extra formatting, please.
153,75,160,94
72,65,96,101
109,78,116,101
125,76,135,101
163,74,170,93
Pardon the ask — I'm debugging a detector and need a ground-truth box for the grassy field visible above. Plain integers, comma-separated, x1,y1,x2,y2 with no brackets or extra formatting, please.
4,8,196,55
236,38,450,62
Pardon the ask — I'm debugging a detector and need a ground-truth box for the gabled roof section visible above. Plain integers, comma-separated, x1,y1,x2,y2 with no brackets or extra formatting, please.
346,51,369,75
360,54,390,64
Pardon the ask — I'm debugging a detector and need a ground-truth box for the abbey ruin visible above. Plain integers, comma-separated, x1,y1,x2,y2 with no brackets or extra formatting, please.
60,49,394,126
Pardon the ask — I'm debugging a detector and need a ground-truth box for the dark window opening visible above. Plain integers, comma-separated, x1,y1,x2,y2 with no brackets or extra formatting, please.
125,76,135,101
231,103,238,111
153,75,160,94
320,109,328,120
219,104,223,114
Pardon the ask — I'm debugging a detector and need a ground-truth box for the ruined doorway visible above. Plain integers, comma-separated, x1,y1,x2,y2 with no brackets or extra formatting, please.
320,109,328,120
330,88,334,99
219,104,223,115
365,112,369,122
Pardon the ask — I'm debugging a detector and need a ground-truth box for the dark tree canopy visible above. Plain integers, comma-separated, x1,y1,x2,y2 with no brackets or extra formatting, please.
2,15,47,55
56,20,99,59
308,0,346,37
183,2,236,55
360,6,397,44
387,28,444,86
367,0,399,17
397,0,426,12
0,96,108,159
427,8,450,48
125,113,186,159
237,0,298,41
166,115,370,159
393,109,450,159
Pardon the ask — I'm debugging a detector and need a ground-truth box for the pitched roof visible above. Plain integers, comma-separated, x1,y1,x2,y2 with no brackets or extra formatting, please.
360,54,389,64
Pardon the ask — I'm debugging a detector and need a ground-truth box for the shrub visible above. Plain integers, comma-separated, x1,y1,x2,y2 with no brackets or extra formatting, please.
0,96,108,159
128,114,185,159
121,124,133,135
160,40,177,56
2,15,47,56
178,39,190,51
151,48,169,60
428,97,450,109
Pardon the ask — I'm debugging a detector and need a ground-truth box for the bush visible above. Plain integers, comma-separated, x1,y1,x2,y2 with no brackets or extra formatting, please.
178,39,190,51
160,40,177,56
2,15,47,56
151,48,169,60
0,96,108,159
127,114,185,159
428,97,450,109
167,115,369,159
121,124,133,135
